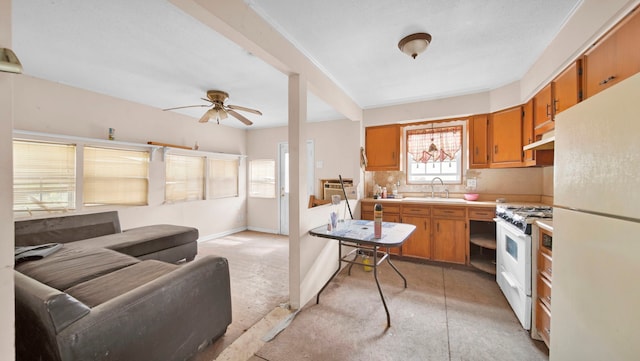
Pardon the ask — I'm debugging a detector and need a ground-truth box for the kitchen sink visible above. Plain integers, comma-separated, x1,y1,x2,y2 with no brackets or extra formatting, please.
402,197,467,203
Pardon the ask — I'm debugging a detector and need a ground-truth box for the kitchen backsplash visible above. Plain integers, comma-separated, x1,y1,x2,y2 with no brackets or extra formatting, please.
365,166,554,204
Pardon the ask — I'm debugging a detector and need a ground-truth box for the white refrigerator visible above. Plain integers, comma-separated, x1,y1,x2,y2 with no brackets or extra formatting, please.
552,72,640,360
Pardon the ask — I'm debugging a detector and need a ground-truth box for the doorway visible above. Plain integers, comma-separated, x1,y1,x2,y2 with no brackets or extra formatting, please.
278,140,314,235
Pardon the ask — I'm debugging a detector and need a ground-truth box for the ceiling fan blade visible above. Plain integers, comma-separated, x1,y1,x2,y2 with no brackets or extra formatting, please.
227,109,253,126
163,104,211,111
227,104,262,115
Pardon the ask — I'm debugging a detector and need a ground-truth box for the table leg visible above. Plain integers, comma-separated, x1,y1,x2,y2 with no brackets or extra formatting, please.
372,245,391,328
386,247,407,288
347,246,360,276
316,240,343,304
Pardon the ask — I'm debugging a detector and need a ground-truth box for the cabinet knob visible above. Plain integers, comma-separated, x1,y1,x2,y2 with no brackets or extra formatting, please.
494,145,498,154
546,103,551,117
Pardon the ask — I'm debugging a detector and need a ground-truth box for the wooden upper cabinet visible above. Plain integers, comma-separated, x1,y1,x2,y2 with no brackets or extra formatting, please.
553,60,582,115
468,114,489,169
584,8,640,99
522,99,535,163
523,98,554,167
365,124,400,171
533,83,554,136
489,106,523,168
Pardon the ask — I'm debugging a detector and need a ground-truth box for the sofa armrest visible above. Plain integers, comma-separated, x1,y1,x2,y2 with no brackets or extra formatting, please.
15,271,91,361
56,255,232,361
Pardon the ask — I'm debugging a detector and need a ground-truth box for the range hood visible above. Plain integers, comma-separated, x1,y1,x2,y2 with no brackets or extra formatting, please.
524,131,555,151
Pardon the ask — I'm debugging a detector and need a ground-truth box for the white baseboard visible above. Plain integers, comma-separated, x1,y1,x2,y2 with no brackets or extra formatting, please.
197,226,248,243
246,226,280,235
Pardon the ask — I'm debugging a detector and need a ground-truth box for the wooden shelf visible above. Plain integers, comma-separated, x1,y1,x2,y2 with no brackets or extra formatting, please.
470,233,496,249
470,253,496,275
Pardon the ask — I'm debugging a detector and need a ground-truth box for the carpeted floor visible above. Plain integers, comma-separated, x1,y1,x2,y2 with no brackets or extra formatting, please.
192,231,289,361
252,259,548,361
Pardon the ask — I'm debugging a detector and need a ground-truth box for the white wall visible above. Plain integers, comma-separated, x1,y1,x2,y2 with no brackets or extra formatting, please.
12,75,248,238
0,0,15,358
246,119,362,233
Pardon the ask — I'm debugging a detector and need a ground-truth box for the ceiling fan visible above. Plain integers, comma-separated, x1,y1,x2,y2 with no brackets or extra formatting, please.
163,90,262,126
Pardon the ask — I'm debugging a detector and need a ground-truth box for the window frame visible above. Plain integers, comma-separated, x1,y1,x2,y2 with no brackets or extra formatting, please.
13,139,77,214
404,121,465,185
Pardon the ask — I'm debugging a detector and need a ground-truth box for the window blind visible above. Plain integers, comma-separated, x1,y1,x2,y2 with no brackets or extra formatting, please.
13,140,76,212
165,154,205,202
208,158,239,199
249,159,276,198
83,146,149,206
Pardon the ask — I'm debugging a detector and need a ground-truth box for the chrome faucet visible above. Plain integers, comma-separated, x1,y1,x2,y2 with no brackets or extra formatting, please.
430,177,444,198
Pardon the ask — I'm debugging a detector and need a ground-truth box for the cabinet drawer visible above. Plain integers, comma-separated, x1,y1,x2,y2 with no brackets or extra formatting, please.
432,207,465,218
537,274,552,308
538,252,553,281
468,207,495,220
402,206,430,217
362,203,400,214
536,301,551,347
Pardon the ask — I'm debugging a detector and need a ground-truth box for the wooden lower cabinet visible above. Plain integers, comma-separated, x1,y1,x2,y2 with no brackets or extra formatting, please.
432,217,467,264
362,202,471,264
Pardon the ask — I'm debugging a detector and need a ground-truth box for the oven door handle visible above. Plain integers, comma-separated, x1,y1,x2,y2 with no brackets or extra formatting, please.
501,271,518,289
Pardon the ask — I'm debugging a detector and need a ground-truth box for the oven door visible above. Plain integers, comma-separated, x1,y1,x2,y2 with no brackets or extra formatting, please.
495,218,532,329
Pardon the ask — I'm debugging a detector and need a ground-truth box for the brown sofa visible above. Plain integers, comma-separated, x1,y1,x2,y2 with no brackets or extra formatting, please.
14,211,232,361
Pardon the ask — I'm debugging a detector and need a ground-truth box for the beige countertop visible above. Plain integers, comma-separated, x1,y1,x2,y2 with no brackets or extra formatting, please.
535,219,553,232
361,197,499,207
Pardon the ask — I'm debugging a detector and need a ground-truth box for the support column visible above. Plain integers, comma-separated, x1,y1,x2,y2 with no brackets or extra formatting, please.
288,73,307,310
0,0,16,358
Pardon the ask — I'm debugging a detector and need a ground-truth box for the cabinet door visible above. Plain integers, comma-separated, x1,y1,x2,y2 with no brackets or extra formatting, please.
553,61,581,115
614,8,640,87
489,106,523,167
432,218,467,264
533,83,554,135
583,32,616,98
385,213,402,255
400,215,430,259
469,114,489,168
365,125,400,171
522,99,535,163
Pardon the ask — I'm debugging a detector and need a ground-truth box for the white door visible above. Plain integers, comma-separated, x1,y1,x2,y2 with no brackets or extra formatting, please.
278,141,314,236
279,143,289,235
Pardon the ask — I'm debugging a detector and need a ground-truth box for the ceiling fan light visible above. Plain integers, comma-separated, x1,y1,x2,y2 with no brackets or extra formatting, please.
398,33,432,59
198,109,216,123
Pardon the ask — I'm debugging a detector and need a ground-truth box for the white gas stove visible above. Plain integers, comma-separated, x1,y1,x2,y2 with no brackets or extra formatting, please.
494,204,553,330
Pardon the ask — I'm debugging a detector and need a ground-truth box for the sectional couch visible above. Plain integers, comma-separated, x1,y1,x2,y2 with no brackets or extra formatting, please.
14,211,232,361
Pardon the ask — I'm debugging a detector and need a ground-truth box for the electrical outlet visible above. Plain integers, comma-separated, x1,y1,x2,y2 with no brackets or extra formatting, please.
467,178,477,189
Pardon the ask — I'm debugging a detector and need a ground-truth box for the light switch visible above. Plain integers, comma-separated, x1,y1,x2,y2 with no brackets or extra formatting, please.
316,161,323,169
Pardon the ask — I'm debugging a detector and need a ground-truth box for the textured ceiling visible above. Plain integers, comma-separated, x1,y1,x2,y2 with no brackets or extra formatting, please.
12,0,582,129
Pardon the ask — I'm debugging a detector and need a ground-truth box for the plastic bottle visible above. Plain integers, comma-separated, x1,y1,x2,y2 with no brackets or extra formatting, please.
374,203,383,238
381,187,387,199
392,182,398,196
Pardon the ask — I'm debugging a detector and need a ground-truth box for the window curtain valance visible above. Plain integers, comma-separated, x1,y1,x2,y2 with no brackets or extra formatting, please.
407,126,462,163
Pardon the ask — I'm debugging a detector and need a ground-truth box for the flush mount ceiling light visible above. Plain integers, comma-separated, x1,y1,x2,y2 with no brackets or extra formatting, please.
398,33,432,59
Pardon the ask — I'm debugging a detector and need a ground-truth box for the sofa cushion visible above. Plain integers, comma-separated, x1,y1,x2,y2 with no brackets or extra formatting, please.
15,245,139,290
71,224,198,258
15,211,121,246
65,260,179,307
